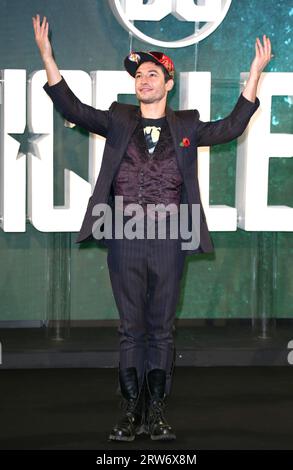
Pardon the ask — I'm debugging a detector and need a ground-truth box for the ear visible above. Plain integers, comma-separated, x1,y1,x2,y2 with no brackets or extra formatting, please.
166,78,174,92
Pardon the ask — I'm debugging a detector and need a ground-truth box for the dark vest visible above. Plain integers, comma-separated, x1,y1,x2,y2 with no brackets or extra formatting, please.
112,120,183,217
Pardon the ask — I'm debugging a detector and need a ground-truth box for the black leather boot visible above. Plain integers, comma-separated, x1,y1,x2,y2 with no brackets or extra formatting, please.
145,369,176,441
108,367,145,442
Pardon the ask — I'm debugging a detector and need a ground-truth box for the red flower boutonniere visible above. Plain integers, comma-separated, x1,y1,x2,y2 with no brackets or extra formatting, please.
179,137,190,148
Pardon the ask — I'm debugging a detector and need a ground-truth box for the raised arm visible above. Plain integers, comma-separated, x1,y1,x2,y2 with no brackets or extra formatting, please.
32,14,113,137
32,14,61,86
242,35,272,103
195,35,273,147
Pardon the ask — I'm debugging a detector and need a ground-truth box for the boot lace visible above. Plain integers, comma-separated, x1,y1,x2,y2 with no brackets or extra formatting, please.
120,397,137,413
149,399,169,426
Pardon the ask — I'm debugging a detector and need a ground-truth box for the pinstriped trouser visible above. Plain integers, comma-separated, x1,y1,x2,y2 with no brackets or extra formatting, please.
106,213,186,395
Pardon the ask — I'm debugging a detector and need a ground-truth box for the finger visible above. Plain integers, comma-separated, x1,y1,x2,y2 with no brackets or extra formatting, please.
264,36,272,60
267,37,272,57
35,14,40,33
256,37,262,48
263,35,270,56
255,41,259,57
41,16,47,33
265,35,271,58
257,38,264,52
41,18,48,39
256,37,262,55
257,37,265,56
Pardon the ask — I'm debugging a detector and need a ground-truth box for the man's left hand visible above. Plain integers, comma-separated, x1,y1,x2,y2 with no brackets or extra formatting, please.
250,34,273,78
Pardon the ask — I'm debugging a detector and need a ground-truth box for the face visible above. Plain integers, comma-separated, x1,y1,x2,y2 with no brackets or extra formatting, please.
134,61,174,104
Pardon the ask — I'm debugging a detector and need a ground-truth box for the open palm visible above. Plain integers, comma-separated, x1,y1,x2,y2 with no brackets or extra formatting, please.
250,35,273,76
32,14,52,59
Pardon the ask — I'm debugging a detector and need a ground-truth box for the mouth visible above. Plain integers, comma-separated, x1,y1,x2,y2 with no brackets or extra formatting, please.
139,88,152,92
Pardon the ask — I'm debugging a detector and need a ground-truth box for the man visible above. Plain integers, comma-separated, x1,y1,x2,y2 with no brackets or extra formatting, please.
32,14,272,442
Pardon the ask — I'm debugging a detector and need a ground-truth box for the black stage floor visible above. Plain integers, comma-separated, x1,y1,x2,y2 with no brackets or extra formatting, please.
0,367,293,450
0,321,292,368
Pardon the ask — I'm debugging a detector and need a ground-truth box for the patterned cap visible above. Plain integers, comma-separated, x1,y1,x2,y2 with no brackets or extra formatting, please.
124,51,175,80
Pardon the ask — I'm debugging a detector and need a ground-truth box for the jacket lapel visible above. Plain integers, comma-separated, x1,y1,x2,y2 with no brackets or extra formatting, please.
165,106,185,177
108,106,141,175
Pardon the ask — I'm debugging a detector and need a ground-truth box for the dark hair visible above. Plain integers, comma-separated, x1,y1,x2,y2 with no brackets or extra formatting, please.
135,61,174,83
157,63,174,83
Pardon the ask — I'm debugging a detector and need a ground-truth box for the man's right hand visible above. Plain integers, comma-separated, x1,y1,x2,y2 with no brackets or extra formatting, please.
32,13,61,86
32,14,52,61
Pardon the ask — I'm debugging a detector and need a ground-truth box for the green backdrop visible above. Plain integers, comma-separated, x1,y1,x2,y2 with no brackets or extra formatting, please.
0,0,292,322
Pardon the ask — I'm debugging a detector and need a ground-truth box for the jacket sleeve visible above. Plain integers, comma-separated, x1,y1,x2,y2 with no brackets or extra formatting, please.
43,76,116,137
195,93,260,147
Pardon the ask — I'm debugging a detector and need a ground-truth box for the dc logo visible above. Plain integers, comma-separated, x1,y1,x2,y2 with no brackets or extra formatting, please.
108,0,232,48
288,340,293,365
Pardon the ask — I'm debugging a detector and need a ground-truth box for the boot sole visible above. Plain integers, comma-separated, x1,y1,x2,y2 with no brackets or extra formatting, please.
108,434,135,442
108,424,145,442
150,434,176,441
